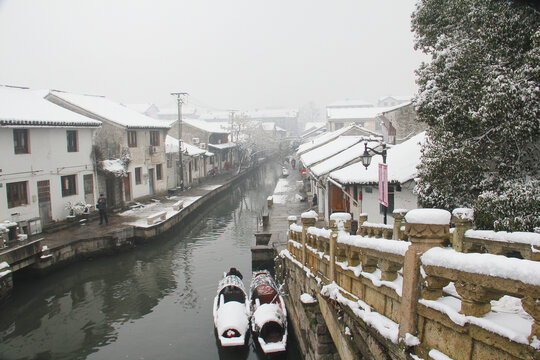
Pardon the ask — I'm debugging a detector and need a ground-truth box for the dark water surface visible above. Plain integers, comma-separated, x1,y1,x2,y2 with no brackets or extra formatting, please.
0,163,301,360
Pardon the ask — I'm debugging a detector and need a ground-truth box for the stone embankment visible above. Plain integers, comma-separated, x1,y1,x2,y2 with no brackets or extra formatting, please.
0,168,256,301
282,209,540,360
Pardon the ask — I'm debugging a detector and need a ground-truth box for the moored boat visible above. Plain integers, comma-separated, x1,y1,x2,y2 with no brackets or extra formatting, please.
213,271,250,347
249,270,287,354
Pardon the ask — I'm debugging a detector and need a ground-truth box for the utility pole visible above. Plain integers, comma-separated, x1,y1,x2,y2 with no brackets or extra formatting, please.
229,110,237,143
171,92,188,191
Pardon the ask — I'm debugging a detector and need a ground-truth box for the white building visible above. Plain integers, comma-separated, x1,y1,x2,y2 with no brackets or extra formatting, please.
328,132,426,225
0,86,101,233
46,91,170,208
165,135,215,189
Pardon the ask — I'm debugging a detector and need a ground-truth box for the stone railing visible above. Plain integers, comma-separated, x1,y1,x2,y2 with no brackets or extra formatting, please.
285,208,540,359
451,208,540,261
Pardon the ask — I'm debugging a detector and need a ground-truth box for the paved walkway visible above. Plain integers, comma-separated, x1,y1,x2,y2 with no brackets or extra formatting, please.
264,161,311,250
10,170,244,251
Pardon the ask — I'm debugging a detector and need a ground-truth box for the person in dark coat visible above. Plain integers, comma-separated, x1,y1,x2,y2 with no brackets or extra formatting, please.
97,194,108,225
312,193,318,207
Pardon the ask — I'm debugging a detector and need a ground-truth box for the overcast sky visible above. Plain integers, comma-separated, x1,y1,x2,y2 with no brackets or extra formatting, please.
0,0,426,111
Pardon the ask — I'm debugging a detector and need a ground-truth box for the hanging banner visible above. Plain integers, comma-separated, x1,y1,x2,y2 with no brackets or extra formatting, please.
378,163,388,207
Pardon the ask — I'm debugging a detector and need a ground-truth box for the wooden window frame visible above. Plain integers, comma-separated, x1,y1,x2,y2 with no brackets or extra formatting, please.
150,131,160,146
67,130,78,152
7,181,28,208
156,164,163,180
61,175,77,197
135,167,142,185
13,129,29,154
127,130,137,148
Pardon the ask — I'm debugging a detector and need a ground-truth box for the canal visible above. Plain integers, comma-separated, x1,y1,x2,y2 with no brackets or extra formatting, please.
0,162,301,360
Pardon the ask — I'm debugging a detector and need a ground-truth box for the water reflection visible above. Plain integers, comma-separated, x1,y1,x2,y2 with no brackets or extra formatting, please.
0,163,300,360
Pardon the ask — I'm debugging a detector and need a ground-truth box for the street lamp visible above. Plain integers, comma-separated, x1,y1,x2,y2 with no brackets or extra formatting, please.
360,141,389,224
361,142,387,169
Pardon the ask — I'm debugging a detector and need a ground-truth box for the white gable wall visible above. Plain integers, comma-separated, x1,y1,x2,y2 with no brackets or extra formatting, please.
0,127,97,225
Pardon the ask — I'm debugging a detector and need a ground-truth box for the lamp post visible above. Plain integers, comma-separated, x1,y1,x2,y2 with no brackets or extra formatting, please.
360,142,388,224
360,142,387,169
171,92,188,191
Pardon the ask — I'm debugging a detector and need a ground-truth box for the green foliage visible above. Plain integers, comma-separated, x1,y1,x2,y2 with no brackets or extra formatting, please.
474,179,540,232
412,0,540,230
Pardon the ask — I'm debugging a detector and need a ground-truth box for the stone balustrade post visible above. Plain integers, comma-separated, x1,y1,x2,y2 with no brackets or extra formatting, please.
392,209,408,240
288,215,297,227
329,213,351,283
398,209,451,338
358,213,368,236
452,208,473,252
301,211,317,267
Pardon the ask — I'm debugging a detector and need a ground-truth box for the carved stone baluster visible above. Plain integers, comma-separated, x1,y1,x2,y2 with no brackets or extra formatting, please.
358,214,368,236
360,253,378,273
393,209,407,240
421,274,451,300
301,212,317,266
454,281,501,316
379,259,402,281
452,208,473,253
347,248,360,267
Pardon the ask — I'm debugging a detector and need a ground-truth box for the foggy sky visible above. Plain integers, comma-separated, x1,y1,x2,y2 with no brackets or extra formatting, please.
0,0,426,111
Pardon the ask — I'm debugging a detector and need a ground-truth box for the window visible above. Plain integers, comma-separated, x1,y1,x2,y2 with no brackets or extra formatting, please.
7,181,28,208
67,130,78,152
194,159,198,171
127,130,137,147
61,175,77,197
156,164,163,180
135,167,142,185
150,131,160,146
13,129,29,154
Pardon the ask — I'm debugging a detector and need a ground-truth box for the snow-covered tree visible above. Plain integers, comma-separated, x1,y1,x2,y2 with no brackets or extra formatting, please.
412,0,540,230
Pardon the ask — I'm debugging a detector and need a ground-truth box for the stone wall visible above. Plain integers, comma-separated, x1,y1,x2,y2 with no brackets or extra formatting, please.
283,210,540,360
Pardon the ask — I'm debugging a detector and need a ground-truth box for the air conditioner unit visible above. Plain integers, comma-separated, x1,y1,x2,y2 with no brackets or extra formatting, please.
200,143,206,149
192,137,200,144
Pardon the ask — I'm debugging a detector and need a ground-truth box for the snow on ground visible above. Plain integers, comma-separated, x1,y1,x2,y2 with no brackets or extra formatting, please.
120,196,202,228
200,184,222,191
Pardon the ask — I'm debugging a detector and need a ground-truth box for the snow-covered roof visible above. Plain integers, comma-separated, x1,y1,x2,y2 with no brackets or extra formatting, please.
199,111,231,122
183,118,229,134
380,101,413,114
310,140,380,178
124,103,156,114
327,99,373,108
329,132,426,185
304,122,326,131
300,136,364,167
378,95,411,103
245,108,298,119
327,106,390,121
0,86,101,128
165,135,213,156
208,142,237,150
49,91,169,129
297,124,381,155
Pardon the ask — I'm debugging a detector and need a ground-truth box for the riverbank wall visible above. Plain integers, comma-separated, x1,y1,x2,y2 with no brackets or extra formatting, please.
0,166,258,299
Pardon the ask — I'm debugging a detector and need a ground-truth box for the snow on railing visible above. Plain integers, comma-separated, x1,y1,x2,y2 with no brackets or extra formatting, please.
284,208,540,357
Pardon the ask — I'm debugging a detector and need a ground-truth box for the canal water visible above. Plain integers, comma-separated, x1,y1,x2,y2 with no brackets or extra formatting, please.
0,162,301,360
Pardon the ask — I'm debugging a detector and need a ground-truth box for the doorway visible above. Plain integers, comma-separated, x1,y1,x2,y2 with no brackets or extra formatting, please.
37,180,52,224
148,168,155,195
83,174,94,205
